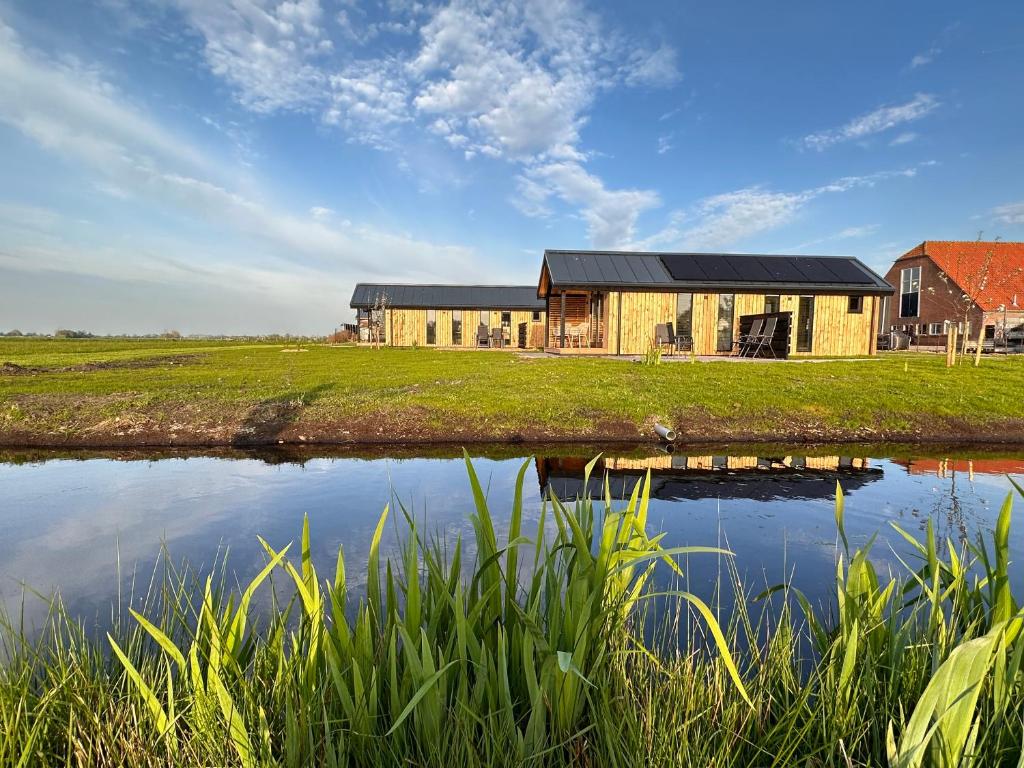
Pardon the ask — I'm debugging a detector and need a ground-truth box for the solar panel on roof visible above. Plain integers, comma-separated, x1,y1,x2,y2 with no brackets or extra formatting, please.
791,257,838,283
725,255,774,282
756,257,804,282
660,254,709,281
692,253,741,280
819,259,874,284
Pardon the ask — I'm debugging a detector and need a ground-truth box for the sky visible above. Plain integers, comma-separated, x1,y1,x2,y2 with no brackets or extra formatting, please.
1,0,1022,335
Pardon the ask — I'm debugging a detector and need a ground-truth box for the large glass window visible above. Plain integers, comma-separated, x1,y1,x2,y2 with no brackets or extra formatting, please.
676,293,693,336
797,296,815,352
716,294,734,352
900,266,921,317
764,295,780,314
452,310,462,345
426,309,436,345
848,295,863,314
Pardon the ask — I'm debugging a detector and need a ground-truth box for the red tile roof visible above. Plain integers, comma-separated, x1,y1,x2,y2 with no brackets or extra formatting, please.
898,241,1024,311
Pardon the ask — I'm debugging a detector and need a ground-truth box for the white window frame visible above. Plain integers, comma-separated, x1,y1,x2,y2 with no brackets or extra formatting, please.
928,322,943,335
899,266,921,318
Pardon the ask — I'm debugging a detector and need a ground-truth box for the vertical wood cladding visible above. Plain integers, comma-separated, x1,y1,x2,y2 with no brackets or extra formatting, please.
382,291,879,356
383,308,545,347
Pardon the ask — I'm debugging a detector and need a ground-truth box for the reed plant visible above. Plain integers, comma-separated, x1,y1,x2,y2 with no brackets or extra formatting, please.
1,456,1021,767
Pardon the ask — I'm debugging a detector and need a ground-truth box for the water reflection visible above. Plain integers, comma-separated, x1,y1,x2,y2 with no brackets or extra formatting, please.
538,453,882,502
0,445,1021,635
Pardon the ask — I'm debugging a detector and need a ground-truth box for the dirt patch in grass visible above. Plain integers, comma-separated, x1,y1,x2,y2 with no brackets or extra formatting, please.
0,354,202,376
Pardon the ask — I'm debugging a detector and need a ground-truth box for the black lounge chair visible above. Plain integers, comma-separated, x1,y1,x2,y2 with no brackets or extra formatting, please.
490,327,505,349
748,316,778,358
477,325,490,347
735,318,765,356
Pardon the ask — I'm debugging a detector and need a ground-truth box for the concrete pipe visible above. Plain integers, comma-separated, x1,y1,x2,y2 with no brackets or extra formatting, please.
654,423,677,442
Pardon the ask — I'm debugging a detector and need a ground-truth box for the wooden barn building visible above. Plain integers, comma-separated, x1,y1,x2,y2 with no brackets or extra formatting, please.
536,250,894,357
349,284,547,348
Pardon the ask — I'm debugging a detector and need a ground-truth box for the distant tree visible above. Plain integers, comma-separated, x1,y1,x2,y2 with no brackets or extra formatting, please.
161,330,182,339
370,291,390,349
5,329,23,336
54,329,94,339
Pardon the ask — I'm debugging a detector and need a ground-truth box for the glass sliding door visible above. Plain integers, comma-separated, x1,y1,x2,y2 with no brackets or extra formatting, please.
676,293,693,337
451,310,462,345
426,309,436,345
716,294,734,352
478,310,489,346
797,296,815,352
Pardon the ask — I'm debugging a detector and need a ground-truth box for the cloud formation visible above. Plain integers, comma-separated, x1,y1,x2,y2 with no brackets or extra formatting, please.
169,0,679,248
801,94,939,151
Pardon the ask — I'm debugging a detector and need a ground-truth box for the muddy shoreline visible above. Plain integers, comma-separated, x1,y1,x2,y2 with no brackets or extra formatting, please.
3,422,1024,451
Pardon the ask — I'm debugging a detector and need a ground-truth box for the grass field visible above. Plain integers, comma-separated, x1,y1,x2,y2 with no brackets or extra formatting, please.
1,337,1023,446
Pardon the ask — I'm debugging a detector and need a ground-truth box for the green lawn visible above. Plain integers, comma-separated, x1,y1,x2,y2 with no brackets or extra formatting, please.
1,337,1023,445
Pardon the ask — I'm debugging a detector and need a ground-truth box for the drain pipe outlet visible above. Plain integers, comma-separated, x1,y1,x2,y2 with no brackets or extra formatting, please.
654,423,677,442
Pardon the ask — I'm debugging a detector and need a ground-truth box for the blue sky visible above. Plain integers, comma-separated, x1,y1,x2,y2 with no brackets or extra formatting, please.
1,0,1022,334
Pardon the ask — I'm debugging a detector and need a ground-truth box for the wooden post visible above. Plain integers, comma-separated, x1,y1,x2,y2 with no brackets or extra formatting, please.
946,325,956,367
560,290,566,349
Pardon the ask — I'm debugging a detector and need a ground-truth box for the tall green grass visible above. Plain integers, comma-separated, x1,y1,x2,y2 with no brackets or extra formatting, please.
1,455,1021,767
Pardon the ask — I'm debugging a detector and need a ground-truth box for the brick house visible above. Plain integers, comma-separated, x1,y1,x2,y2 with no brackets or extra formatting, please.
884,241,1024,348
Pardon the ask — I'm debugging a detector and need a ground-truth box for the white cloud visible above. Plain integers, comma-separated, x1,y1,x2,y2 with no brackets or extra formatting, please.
324,58,410,147
166,0,678,248
801,93,939,151
657,134,673,154
171,0,332,113
636,164,930,251
992,201,1024,225
890,131,918,146
910,50,938,69
521,161,660,248
0,17,483,329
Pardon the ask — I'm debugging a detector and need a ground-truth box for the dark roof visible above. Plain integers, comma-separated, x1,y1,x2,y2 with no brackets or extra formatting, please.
541,250,893,295
350,283,546,310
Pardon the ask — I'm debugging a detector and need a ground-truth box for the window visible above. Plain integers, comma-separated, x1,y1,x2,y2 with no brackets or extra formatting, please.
426,309,436,345
764,295,780,314
532,310,541,322
716,294,734,352
501,311,511,328
452,310,462,345
797,296,815,352
928,322,943,335
848,295,863,314
899,266,921,317
676,293,693,337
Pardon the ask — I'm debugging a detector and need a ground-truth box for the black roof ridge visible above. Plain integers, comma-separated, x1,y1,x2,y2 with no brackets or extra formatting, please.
543,248,864,261
352,282,538,288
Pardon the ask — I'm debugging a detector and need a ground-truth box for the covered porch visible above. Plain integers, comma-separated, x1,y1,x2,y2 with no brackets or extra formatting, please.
543,290,610,353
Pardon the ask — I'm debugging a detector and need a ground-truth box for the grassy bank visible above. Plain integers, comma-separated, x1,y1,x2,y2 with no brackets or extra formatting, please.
2,338,1024,446
1,456,1021,767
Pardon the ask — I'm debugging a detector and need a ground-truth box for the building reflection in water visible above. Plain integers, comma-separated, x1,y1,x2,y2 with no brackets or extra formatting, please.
536,452,883,503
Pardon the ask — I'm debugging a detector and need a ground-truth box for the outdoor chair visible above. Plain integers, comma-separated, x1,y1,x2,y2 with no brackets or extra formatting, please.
477,325,490,347
735,318,764,357
654,323,672,352
491,327,504,348
575,322,591,348
748,316,778,358
675,334,693,353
